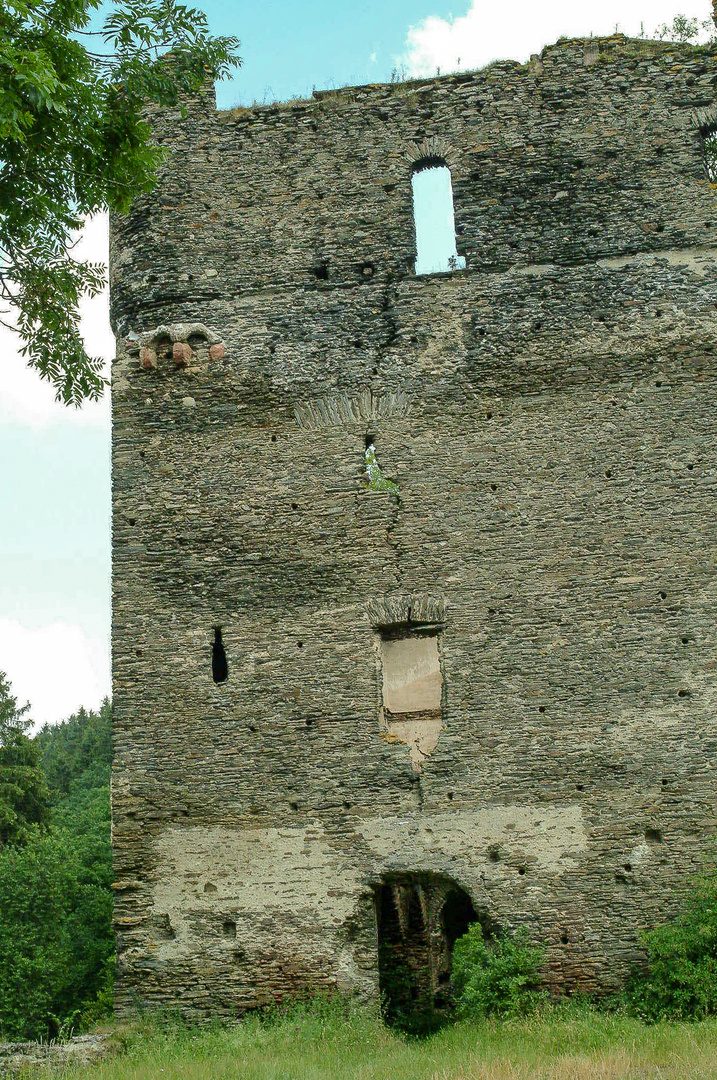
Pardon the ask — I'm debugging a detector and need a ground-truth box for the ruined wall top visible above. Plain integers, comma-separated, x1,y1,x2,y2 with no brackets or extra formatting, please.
110,34,717,336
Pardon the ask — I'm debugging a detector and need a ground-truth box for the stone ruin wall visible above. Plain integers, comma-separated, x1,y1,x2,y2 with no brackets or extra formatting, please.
110,35,717,1017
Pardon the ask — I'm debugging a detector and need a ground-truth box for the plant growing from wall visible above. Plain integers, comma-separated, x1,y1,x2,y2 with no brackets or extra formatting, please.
654,13,717,44
365,444,399,494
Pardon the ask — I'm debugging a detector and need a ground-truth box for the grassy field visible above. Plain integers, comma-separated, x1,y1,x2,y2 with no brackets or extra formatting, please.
39,1000,717,1080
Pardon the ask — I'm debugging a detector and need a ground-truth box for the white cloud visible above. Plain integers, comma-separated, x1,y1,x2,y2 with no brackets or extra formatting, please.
0,214,112,431
0,215,112,727
400,2,709,77
0,618,110,729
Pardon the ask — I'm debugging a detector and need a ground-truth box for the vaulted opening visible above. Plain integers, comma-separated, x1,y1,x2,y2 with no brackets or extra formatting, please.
187,331,209,355
375,874,480,1034
411,161,466,276
153,333,173,360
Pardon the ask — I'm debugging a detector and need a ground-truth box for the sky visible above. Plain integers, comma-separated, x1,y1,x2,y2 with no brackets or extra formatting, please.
1,0,709,727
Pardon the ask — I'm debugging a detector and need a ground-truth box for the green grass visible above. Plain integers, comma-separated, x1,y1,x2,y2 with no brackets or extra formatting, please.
42,999,717,1080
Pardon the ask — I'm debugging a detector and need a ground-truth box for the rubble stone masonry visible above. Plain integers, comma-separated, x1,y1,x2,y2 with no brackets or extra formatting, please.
110,34,717,1016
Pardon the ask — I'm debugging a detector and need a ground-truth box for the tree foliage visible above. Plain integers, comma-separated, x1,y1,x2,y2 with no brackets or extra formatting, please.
35,697,112,799
654,14,717,44
0,0,240,404
0,699,114,1040
0,671,50,846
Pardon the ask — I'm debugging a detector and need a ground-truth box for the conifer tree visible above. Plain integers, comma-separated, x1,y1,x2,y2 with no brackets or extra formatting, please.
0,672,50,846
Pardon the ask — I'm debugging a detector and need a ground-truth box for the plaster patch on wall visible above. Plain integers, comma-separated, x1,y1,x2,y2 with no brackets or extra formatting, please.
381,635,442,713
149,807,587,956
153,824,361,914
380,633,442,769
627,841,652,869
513,248,717,280
596,247,717,276
358,806,588,873
151,824,365,957
382,715,442,768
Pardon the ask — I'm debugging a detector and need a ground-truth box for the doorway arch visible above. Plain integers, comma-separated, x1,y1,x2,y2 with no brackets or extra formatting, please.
375,873,490,1031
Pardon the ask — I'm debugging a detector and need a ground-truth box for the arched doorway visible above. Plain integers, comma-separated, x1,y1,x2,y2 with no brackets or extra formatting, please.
375,874,488,1032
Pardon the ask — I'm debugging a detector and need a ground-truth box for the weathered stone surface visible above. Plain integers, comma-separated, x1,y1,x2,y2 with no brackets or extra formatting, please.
139,347,156,370
110,34,717,1019
172,342,192,367
0,1036,110,1075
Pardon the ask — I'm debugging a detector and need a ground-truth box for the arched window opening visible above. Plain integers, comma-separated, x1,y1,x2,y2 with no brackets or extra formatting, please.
411,161,466,276
442,888,480,950
152,333,173,360
187,331,209,354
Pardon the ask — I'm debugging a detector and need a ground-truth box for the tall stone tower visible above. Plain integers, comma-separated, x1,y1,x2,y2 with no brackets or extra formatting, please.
110,35,717,1019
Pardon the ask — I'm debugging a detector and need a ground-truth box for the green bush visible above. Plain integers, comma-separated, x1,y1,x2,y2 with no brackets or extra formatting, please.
451,923,546,1020
0,824,113,1039
624,865,717,1022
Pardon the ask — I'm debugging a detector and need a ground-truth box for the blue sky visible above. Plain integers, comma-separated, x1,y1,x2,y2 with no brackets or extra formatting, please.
0,0,707,725
211,0,443,108
206,0,708,107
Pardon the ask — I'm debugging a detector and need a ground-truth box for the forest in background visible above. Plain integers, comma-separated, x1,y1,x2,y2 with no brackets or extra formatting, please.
0,682,114,1041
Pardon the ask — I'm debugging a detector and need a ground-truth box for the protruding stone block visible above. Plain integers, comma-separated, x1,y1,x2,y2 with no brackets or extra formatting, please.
173,342,192,367
209,342,226,361
139,347,157,370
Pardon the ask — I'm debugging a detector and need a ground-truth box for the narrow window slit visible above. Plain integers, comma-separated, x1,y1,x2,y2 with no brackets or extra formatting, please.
411,159,466,276
212,627,228,683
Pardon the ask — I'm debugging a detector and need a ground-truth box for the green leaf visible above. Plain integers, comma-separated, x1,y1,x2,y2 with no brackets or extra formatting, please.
0,0,241,403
